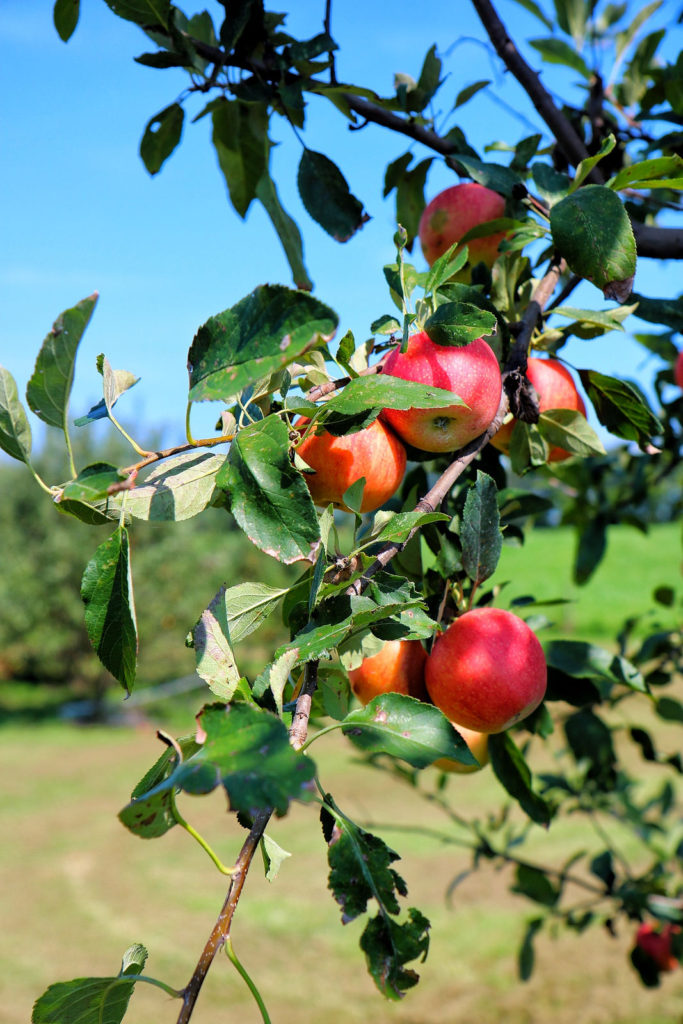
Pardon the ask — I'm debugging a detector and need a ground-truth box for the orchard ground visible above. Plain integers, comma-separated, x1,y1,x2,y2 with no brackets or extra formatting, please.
3,522,681,1023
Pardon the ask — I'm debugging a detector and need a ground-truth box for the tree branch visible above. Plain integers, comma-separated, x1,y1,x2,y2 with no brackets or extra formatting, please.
470,0,596,175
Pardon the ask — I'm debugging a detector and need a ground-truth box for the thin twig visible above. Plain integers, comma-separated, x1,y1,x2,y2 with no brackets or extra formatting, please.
119,435,233,478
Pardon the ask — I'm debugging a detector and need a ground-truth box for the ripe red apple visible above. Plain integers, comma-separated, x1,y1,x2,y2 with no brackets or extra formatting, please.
425,607,547,734
675,349,683,389
635,922,681,972
347,639,428,705
381,331,502,452
418,182,507,272
295,417,406,514
490,356,587,463
434,724,490,774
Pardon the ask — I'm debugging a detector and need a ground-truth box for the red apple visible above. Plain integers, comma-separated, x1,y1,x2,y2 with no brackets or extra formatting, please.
425,607,547,734
381,331,502,452
490,356,587,462
295,417,406,514
418,182,507,272
434,724,490,774
675,349,683,389
347,639,428,705
635,922,681,972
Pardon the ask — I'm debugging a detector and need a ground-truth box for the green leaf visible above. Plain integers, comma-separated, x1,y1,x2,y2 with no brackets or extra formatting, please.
341,693,478,768
508,0,553,29
120,703,315,827
537,409,606,457
631,293,683,332
190,580,289,699
139,102,184,175
53,0,80,41
423,242,470,295
74,359,140,426
371,510,450,545
656,697,683,723
423,301,497,347
122,738,199,839
564,708,616,787
255,171,313,291
573,516,607,585
81,527,137,693
219,416,321,564
529,38,590,78
27,294,98,429
451,154,521,197
187,285,337,403
253,648,300,717
0,366,32,464
212,99,268,218
488,732,553,826
545,640,647,692
298,149,367,242
103,0,171,29
31,941,148,1024
454,79,491,108
518,917,544,981
461,471,502,585
615,0,663,58
109,450,226,521
578,369,663,445
61,463,124,502
549,186,636,300
360,909,430,1000
319,374,463,415
571,134,616,190
609,154,683,191
531,162,572,205
395,158,432,247
512,865,559,907
261,832,292,882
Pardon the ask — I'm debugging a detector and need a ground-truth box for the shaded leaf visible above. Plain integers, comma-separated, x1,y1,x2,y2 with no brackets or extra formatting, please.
529,37,590,77
212,98,268,218
219,416,320,564
187,285,337,403
424,301,497,347
450,154,521,197
27,294,98,429
298,149,368,242
564,708,617,787
123,737,200,838
140,102,184,175
578,369,662,445
512,865,559,907
53,0,80,41
488,732,553,825
454,79,491,108
537,409,606,457
360,909,430,1000
342,693,477,769
574,517,607,585
74,359,140,426
461,471,503,585
110,451,226,522
0,366,32,464
550,186,636,299
119,704,315,828
61,463,124,502
545,640,647,691
81,527,137,693
255,171,313,290
518,918,544,981
103,0,171,29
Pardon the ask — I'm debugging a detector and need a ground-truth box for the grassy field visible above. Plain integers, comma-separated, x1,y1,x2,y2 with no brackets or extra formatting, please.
2,523,682,1024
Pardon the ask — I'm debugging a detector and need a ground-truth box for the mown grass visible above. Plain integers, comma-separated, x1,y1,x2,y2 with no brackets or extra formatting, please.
3,523,682,1023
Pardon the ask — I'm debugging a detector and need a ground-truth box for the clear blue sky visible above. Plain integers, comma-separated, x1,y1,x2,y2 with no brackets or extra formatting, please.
1,1,680,453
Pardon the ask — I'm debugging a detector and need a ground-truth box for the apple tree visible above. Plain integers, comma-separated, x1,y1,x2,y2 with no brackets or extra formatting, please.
3,0,682,1021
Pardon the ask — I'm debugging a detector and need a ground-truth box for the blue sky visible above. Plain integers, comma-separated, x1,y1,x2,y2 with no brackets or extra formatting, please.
1,0,681,454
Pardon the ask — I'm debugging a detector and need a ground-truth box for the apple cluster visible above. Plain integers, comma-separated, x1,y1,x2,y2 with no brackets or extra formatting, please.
294,181,590,513
348,608,547,774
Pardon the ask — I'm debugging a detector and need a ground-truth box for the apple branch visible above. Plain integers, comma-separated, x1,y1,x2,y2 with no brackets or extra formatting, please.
176,664,320,1021
346,257,565,597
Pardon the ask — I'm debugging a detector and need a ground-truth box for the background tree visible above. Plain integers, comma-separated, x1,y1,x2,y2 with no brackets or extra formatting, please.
1,1,682,1022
